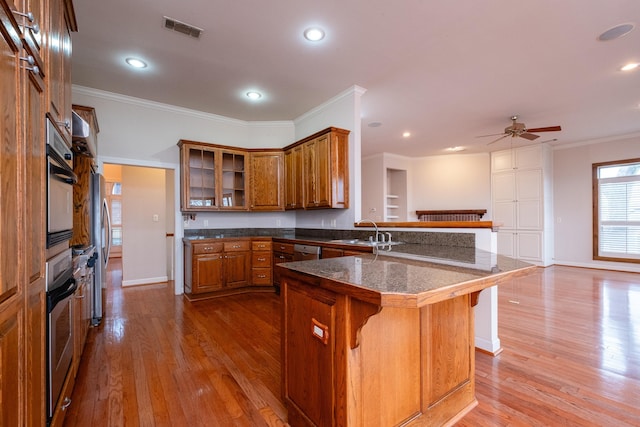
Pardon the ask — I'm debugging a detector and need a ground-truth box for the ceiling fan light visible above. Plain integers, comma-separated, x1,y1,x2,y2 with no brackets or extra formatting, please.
621,63,639,71
598,23,635,41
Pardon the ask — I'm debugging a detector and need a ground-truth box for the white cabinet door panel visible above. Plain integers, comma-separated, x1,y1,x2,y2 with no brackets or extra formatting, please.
492,172,515,202
517,199,542,229
517,232,542,261
516,169,542,200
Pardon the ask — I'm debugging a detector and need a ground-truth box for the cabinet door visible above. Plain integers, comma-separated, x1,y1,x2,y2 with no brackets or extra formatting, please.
220,149,248,210
193,253,224,293
26,278,46,427
224,251,250,288
0,303,24,427
314,133,332,207
284,146,303,209
183,146,217,209
321,247,343,259
285,282,336,427
47,0,71,141
250,151,284,211
302,138,319,208
25,60,45,284
0,11,22,303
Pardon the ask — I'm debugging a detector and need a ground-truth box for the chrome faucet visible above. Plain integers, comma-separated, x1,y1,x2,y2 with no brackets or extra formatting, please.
356,219,380,243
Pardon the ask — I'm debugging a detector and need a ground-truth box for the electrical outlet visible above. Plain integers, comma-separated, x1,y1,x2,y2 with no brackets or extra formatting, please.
204,219,209,227
276,219,282,227
153,214,159,222
330,219,337,227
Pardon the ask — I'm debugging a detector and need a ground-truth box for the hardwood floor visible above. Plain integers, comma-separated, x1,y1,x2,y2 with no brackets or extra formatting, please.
64,262,640,426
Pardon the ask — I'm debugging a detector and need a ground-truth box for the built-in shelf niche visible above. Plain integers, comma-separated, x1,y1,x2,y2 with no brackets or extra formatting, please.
386,169,407,221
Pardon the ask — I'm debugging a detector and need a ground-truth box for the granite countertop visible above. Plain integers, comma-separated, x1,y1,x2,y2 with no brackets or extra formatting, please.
276,245,535,308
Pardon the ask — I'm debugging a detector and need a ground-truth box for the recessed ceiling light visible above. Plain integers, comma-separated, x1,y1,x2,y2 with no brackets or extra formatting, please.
246,91,262,100
304,27,325,42
598,23,635,41
446,146,465,152
621,63,639,71
402,132,411,138
368,122,382,128
125,57,147,68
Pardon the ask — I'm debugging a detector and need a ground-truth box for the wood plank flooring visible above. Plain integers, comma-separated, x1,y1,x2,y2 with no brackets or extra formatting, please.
64,261,640,426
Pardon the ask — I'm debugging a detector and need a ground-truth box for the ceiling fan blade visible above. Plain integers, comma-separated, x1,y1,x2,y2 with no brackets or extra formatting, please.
487,134,509,145
526,126,561,133
520,133,540,141
476,132,506,138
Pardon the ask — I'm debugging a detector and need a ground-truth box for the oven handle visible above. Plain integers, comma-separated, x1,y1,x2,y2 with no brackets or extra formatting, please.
49,162,78,185
47,278,78,313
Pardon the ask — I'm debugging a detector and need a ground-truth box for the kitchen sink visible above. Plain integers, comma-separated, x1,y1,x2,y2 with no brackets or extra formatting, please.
328,239,403,247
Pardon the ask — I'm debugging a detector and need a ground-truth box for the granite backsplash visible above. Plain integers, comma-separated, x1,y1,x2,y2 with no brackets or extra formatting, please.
184,228,475,248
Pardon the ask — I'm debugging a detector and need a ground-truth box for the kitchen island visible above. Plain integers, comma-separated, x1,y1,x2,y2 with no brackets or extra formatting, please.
276,245,534,426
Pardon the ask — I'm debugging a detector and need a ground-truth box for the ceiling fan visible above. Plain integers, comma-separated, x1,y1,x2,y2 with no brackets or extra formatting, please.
479,115,561,145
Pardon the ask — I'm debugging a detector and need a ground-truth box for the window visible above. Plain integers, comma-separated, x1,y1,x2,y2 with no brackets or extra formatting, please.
593,158,640,263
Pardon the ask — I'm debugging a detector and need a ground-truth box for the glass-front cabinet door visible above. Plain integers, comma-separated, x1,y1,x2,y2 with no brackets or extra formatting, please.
178,141,249,212
188,146,216,208
220,150,247,209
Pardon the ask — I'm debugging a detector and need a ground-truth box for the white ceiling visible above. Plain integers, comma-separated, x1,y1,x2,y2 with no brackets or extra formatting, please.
71,0,640,157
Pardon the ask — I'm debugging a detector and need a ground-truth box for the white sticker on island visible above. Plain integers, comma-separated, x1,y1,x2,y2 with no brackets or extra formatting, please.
313,324,324,338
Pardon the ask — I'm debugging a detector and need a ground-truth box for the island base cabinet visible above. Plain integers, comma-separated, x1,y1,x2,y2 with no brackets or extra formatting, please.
281,272,479,427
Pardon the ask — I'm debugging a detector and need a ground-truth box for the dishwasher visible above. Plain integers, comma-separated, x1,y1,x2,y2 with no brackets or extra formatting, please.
293,244,321,261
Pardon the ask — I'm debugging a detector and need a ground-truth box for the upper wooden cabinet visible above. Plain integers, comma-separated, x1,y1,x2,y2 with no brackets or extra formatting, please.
250,150,284,211
46,0,76,143
284,145,303,210
178,141,250,211
290,127,350,210
178,126,349,212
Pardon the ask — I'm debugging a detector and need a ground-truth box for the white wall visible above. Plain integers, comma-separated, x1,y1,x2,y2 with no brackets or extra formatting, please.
553,134,640,272
410,153,491,219
361,154,385,221
121,166,168,286
361,152,491,222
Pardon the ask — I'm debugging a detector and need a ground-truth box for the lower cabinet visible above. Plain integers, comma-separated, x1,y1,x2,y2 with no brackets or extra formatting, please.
251,240,273,286
273,242,294,290
184,239,254,298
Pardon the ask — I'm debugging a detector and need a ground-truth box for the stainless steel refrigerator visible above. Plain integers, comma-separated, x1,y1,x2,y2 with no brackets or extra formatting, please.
91,173,111,325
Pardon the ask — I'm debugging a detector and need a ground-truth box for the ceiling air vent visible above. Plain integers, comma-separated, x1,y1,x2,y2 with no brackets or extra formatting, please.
163,16,203,39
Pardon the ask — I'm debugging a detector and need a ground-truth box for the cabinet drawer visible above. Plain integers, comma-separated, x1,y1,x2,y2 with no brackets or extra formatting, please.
273,242,294,254
252,252,272,267
193,242,223,254
252,240,272,251
224,241,251,252
252,268,272,285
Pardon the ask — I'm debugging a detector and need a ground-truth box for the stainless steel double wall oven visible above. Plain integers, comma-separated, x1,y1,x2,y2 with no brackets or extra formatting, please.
45,117,77,421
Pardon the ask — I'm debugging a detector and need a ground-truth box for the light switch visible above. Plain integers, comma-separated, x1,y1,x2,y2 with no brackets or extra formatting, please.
153,214,159,222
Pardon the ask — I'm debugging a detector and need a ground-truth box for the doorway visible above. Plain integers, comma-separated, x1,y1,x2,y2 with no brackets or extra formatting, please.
102,163,175,287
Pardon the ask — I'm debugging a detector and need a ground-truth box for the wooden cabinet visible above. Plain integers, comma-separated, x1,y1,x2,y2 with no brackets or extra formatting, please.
72,273,91,377
284,145,303,209
272,242,294,290
71,105,99,247
283,281,337,427
46,0,76,143
223,241,251,288
1,1,52,424
251,240,272,285
290,127,350,209
250,151,284,211
178,141,249,211
183,240,251,296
